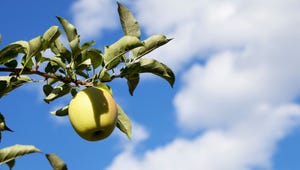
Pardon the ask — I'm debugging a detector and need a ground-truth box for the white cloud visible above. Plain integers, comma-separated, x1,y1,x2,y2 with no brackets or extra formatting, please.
104,0,300,170
71,0,118,39
174,49,300,131
135,0,300,72
106,104,300,170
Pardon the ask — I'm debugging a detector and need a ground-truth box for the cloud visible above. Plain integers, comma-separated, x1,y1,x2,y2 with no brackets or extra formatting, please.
105,0,300,170
71,0,119,39
174,48,300,131
134,0,300,72
106,104,300,170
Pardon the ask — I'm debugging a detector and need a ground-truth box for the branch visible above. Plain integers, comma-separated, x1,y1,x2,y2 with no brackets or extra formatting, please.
0,67,88,86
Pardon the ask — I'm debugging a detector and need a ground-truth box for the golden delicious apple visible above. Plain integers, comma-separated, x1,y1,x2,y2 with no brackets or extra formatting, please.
68,87,118,141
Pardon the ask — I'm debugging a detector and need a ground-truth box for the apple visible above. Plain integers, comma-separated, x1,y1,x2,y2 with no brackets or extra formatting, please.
68,87,118,141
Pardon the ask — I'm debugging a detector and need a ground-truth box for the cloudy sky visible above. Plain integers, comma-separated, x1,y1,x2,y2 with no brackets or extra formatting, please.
1,0,300,170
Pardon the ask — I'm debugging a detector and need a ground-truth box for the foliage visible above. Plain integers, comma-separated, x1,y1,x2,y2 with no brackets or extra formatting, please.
0,2,174,169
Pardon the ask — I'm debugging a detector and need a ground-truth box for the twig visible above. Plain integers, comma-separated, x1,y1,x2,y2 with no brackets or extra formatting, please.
0,67,87,86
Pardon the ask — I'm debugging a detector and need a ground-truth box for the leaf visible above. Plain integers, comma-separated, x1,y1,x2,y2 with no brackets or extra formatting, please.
81,40,95,51
45,61,60,73
56,16,78,42
0,76,32,99
0,113,13,142
29,36,43,55
51,105,69,116
133,34,172,59
70,88,77,97
116,104,132,139
0,144,41,165
125,74,140,96
51,39,72,63
34,52,47,67
104,35,143,69
69,35,81,59
117,2,141,38
0,44,19,64
46,153,68,170
43,84,54,96
73,51,92,72
48,56,67,69
99,68,111,82
6,159,15,170
44,84,71,103
85,49,103,69
4,60,18,68
11,41,30,54
42,26,62,49
21,36,43,70
0,41,28,64
0,113,13,132
56,16,81,60
121,58,175,87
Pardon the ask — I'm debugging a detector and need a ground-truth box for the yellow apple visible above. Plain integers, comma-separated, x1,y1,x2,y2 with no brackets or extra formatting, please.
68,87,118,141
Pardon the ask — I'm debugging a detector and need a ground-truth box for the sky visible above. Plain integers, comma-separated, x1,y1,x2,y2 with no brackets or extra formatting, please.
1,0,300,170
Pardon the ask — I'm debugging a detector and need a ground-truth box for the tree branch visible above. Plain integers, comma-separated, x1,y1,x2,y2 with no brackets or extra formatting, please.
0,67,88,86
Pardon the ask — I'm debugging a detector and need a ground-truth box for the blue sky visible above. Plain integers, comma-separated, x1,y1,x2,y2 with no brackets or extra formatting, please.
1,0,300,170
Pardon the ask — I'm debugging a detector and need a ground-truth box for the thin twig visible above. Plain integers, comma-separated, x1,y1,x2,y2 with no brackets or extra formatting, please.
0,67,87,86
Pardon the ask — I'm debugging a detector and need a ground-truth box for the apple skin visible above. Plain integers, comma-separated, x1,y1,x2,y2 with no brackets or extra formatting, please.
68,87,118,141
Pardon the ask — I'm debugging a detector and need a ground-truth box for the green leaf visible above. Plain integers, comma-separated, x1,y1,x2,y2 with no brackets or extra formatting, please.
0,76,32,99
6,159,15,170
4,59,18,68
21,54,34,69
117,2,141,38
0,113,13,133
0,144,41,165
99,68,111,82
0,44,19,64
28,36,43,56
51,105,69,116
35,52,47,67
12,41,30,54
85,49,103,69
48,56,67,69
104,35,143,70
43,84,54,96
74,51,92,71
51,39,72,63
116,104,132,139
47,78,59,85
69,35,81,59
0,41,28,64
125,74,139,96
133,34,172,59
42,26,62,49
44,84,71,103
21,36,43,70
70,88,77,97
121,58,175,87
0,113,13,142
46,153,68,170
45,61,60,73
56,16,78,42
81,40,95,51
